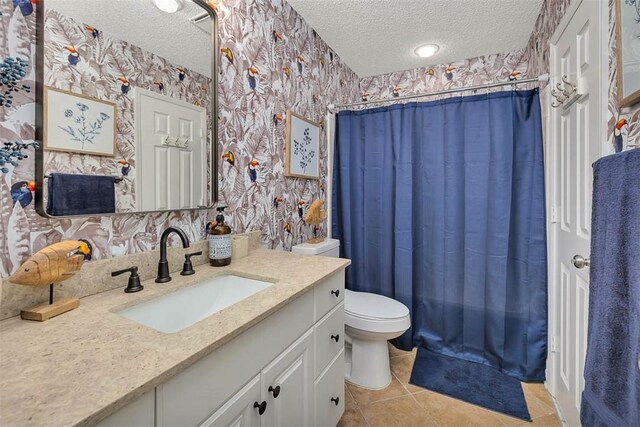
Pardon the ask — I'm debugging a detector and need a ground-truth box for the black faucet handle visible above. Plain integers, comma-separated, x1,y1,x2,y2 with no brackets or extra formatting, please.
186,251,203,259
181,251,203,276
112,266,144,293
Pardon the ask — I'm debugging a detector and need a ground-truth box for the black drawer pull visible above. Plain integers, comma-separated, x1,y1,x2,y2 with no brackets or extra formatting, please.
331,334,340,342
331,289,340,297
268,385,281,398
253,401,267,415
331,397,340,406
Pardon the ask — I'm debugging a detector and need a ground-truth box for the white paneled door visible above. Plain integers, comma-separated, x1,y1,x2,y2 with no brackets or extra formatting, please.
136,89,206,211
548,0,604,425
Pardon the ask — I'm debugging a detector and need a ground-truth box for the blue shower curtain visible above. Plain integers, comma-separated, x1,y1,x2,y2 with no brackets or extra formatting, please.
332,89,547,381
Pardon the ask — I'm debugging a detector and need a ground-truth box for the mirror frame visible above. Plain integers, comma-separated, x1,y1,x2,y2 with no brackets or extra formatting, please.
34,0,219,218
615,0,640,109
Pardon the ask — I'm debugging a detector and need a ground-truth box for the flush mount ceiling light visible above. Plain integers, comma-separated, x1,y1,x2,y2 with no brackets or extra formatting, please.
152,0,184,13
414,44,440,58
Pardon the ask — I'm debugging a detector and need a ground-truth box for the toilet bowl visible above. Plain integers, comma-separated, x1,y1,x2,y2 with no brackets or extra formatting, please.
344,289,410,389
291,239,411,390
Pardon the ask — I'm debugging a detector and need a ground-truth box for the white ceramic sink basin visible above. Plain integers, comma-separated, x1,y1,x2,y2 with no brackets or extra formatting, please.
117,275,272,333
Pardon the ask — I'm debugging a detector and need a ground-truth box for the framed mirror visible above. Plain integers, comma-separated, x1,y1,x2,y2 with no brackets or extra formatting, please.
616,0,640,108
35,0,218,217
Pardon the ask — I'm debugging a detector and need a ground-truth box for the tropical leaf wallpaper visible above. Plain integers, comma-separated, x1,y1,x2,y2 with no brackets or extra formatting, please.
43,9,213,212
523,0,639,153
359,50,529,104
1,0,637,282
0,0,360,277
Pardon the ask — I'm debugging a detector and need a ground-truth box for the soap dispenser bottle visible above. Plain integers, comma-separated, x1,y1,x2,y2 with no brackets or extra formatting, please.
209,206,232,267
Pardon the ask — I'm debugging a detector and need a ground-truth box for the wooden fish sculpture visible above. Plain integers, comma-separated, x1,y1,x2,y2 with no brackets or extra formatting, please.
9,240,91,286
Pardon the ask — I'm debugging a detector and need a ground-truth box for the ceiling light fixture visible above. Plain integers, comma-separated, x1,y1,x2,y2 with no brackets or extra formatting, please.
414,44,440,58
151,0,185,13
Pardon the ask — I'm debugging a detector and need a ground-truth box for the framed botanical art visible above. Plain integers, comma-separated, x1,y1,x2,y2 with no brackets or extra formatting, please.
616,0,640,108
44,87,116,156
285,111,320,179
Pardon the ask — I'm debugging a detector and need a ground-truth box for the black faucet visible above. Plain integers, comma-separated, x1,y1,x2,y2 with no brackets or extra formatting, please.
156,226,190,283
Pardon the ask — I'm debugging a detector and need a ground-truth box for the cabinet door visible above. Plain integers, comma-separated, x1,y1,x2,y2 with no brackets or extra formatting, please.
262,329,314,427
200,374,263,427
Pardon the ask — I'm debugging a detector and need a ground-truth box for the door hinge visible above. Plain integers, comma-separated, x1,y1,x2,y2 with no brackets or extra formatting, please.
550,335,558,353
550,206,559,223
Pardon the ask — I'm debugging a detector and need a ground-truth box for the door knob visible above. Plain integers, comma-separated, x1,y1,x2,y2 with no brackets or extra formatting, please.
571,255,590,269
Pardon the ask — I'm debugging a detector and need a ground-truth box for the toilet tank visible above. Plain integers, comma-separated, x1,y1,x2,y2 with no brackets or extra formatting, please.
291,238,340,258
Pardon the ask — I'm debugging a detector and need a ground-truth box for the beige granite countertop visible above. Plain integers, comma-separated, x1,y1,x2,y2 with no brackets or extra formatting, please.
0,249,350,427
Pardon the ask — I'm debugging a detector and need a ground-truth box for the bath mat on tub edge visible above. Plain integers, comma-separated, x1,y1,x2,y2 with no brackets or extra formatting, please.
409,347,532,421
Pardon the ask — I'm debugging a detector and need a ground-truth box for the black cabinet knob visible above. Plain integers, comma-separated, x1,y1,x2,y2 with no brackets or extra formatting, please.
253,401,267,415
268,385,281,398
331,289,340,297
331,334,340,342
331,397,340,406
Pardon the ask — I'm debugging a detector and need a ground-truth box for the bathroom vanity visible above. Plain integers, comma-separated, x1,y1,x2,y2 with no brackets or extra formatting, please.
0,249,349,427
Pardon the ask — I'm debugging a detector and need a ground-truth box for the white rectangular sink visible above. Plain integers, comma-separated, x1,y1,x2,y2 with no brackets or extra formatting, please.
117,275,272,333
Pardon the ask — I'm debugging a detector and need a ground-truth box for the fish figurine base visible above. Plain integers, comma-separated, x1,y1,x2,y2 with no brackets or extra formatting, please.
20,298,80,322
306,237,326,244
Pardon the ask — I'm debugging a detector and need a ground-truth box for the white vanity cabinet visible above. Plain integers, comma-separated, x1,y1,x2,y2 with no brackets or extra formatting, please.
98,269,345,427
97,390,155,427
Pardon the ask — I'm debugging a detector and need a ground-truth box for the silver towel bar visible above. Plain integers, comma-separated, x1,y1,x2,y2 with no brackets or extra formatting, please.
44,174,124,183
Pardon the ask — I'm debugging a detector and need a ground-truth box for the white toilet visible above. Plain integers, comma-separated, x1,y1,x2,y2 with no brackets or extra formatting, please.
292,239,411,390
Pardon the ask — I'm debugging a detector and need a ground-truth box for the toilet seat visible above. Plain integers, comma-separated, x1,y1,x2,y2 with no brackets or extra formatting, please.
345,289,411,334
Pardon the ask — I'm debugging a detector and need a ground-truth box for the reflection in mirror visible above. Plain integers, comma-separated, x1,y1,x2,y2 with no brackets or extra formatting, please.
37,0,215,216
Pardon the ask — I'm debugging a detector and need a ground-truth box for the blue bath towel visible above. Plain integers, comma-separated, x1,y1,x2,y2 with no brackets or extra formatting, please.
46,173,116,216
580,149,640,426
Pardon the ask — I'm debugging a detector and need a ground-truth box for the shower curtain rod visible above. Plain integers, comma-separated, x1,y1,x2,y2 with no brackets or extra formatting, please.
328,73,550,112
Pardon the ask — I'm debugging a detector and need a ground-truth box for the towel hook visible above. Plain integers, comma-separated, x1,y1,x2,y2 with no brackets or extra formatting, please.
561,75,576,97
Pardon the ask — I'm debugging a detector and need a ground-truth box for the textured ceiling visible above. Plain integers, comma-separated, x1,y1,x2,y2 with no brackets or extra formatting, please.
47,0,212,77
285,0,543,77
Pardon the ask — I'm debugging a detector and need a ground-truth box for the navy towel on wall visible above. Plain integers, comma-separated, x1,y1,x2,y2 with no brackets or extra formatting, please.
333,89,548,381
47,173,116,216
580,148,640,426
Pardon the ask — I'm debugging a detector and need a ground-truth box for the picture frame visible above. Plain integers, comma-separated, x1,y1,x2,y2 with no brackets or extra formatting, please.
285,111,320,179
44,86,117,156
616,0,640,108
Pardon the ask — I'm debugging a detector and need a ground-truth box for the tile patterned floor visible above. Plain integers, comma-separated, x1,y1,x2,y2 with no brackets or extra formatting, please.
338,344,562,427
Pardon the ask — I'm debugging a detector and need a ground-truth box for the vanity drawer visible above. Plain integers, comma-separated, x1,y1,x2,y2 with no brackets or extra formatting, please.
314,302,344,378
314,350,345,427
314,270,345,322
156,290,313,427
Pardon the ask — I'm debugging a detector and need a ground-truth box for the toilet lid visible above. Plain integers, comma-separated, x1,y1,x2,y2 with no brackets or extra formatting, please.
345,289,409,320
